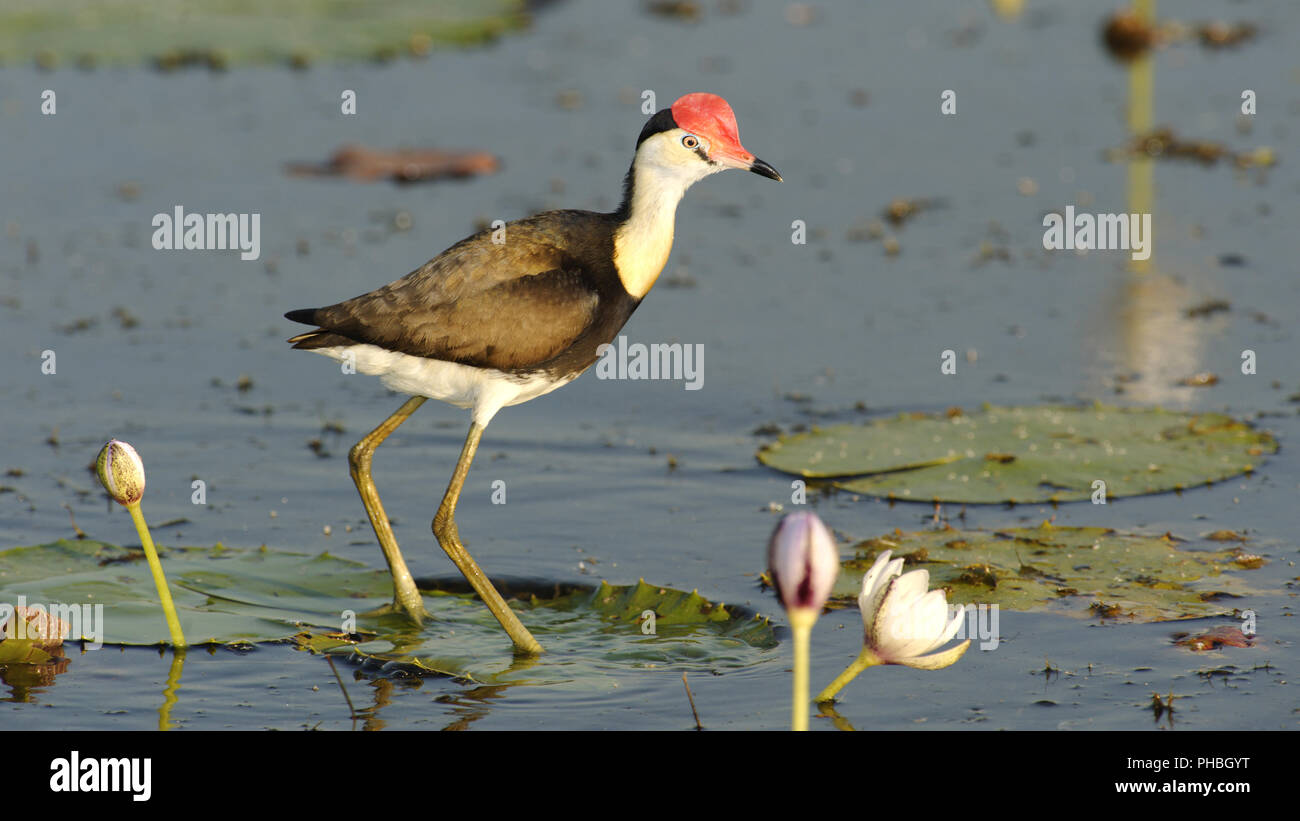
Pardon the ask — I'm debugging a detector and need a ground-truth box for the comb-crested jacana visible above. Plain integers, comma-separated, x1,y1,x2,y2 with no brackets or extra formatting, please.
286,93,780,654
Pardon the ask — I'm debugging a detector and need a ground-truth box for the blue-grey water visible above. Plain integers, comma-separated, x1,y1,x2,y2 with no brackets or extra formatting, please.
1,0,1296,729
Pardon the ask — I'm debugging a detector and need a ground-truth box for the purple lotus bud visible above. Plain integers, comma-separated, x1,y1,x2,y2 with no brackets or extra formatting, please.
767,511,839,614
96,439,145,506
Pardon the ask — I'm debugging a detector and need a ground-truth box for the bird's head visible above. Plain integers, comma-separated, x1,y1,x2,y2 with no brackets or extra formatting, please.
634,93,782,186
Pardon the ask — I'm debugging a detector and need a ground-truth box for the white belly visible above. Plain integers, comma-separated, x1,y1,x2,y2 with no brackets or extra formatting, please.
311,344,576,426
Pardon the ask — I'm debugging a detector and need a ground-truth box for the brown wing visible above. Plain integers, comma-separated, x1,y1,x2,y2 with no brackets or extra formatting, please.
288,223,601,371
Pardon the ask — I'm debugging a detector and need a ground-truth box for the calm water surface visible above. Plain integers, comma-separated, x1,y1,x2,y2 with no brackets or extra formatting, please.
1,0,1296,729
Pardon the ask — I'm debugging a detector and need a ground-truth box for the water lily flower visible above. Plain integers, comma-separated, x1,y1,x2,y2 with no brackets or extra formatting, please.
95,440,186,648
766,511,839,731
767,511,839,616
96,439,146,506
815,549,970,703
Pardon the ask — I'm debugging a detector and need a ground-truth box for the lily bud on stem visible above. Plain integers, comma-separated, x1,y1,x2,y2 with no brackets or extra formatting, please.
96,440,187,649
767,512,839,731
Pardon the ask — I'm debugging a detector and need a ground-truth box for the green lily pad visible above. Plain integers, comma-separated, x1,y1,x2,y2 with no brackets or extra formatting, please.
0,540,777,684
0,539,390,645
831,523,1270,622
0,640,60,665
757,405,1276,503
0,0,526,68
298,578,778,684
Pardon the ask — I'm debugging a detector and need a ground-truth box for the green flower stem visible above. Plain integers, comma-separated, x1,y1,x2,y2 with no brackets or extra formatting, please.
127,501,187,648
788,608,817,731
815,646,882,703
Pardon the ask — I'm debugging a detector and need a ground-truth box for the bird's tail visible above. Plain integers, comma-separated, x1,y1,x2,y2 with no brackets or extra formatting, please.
284,308,352,349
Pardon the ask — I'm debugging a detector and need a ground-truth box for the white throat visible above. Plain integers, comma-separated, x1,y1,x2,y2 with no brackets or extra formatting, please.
612,136,720,299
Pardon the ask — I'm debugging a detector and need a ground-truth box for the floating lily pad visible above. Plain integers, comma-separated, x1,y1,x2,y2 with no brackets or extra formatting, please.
0,0,526,68
0,539,389,645
757,405,1276,503
0,640,61,665
0,540,776,684
830,524,1270,622
298,578,777,684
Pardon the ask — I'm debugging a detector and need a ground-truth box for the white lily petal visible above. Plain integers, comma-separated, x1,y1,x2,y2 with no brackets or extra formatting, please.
872,573,929,658
889,567,931,606
858,552,903,630
911,589,952,648
882,589,949,659
867,576,899,653
917,600,968,656
862,558,974,672
909,592,972,657
895,639,971,670
856,550,892,608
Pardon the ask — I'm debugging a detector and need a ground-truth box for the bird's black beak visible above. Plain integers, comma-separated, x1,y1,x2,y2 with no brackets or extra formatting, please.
749,157,782,181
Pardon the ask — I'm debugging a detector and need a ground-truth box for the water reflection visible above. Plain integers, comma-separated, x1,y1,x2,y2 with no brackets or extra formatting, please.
158,649,186,731
1088,0,1209,406
0,645,71,702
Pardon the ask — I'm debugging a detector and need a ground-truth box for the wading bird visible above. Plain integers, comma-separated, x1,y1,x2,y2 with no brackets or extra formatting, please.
286,93,781,654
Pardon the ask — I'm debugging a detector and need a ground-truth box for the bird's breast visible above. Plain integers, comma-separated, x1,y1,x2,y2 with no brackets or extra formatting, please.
612,221,673,300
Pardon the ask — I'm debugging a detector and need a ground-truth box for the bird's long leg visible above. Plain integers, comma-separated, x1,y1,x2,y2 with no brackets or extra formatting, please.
433,423,544,655
349,395,430,623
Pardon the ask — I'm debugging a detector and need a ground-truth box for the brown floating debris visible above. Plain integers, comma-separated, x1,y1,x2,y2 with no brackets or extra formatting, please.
1150,690,1176,721
98,549,146,567
1179,372,1219,388
1196,21,1258,50
971,240,1012,268
1101,11,1155,62
1090,601,1127,619
1175,625,1253,651
1134,128,1224,165
35,50,60,71
1184,299,1230,319
845,218,885,243
408,33,434,58
286,145,499,183
784,3,817,26
958,564,998,589
645,0,702,21
1109,127,1276,169
1204,529,1245,542
554,89,584,111
883,197,943,227
154,48,230,72
1102,14,1259,61
112,306,140,329
1232,551,1266,569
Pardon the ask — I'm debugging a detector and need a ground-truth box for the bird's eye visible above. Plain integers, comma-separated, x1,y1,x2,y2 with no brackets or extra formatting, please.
681,134,700,149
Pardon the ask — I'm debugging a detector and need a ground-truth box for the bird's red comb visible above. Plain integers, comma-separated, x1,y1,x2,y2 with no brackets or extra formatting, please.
671,93,746,156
